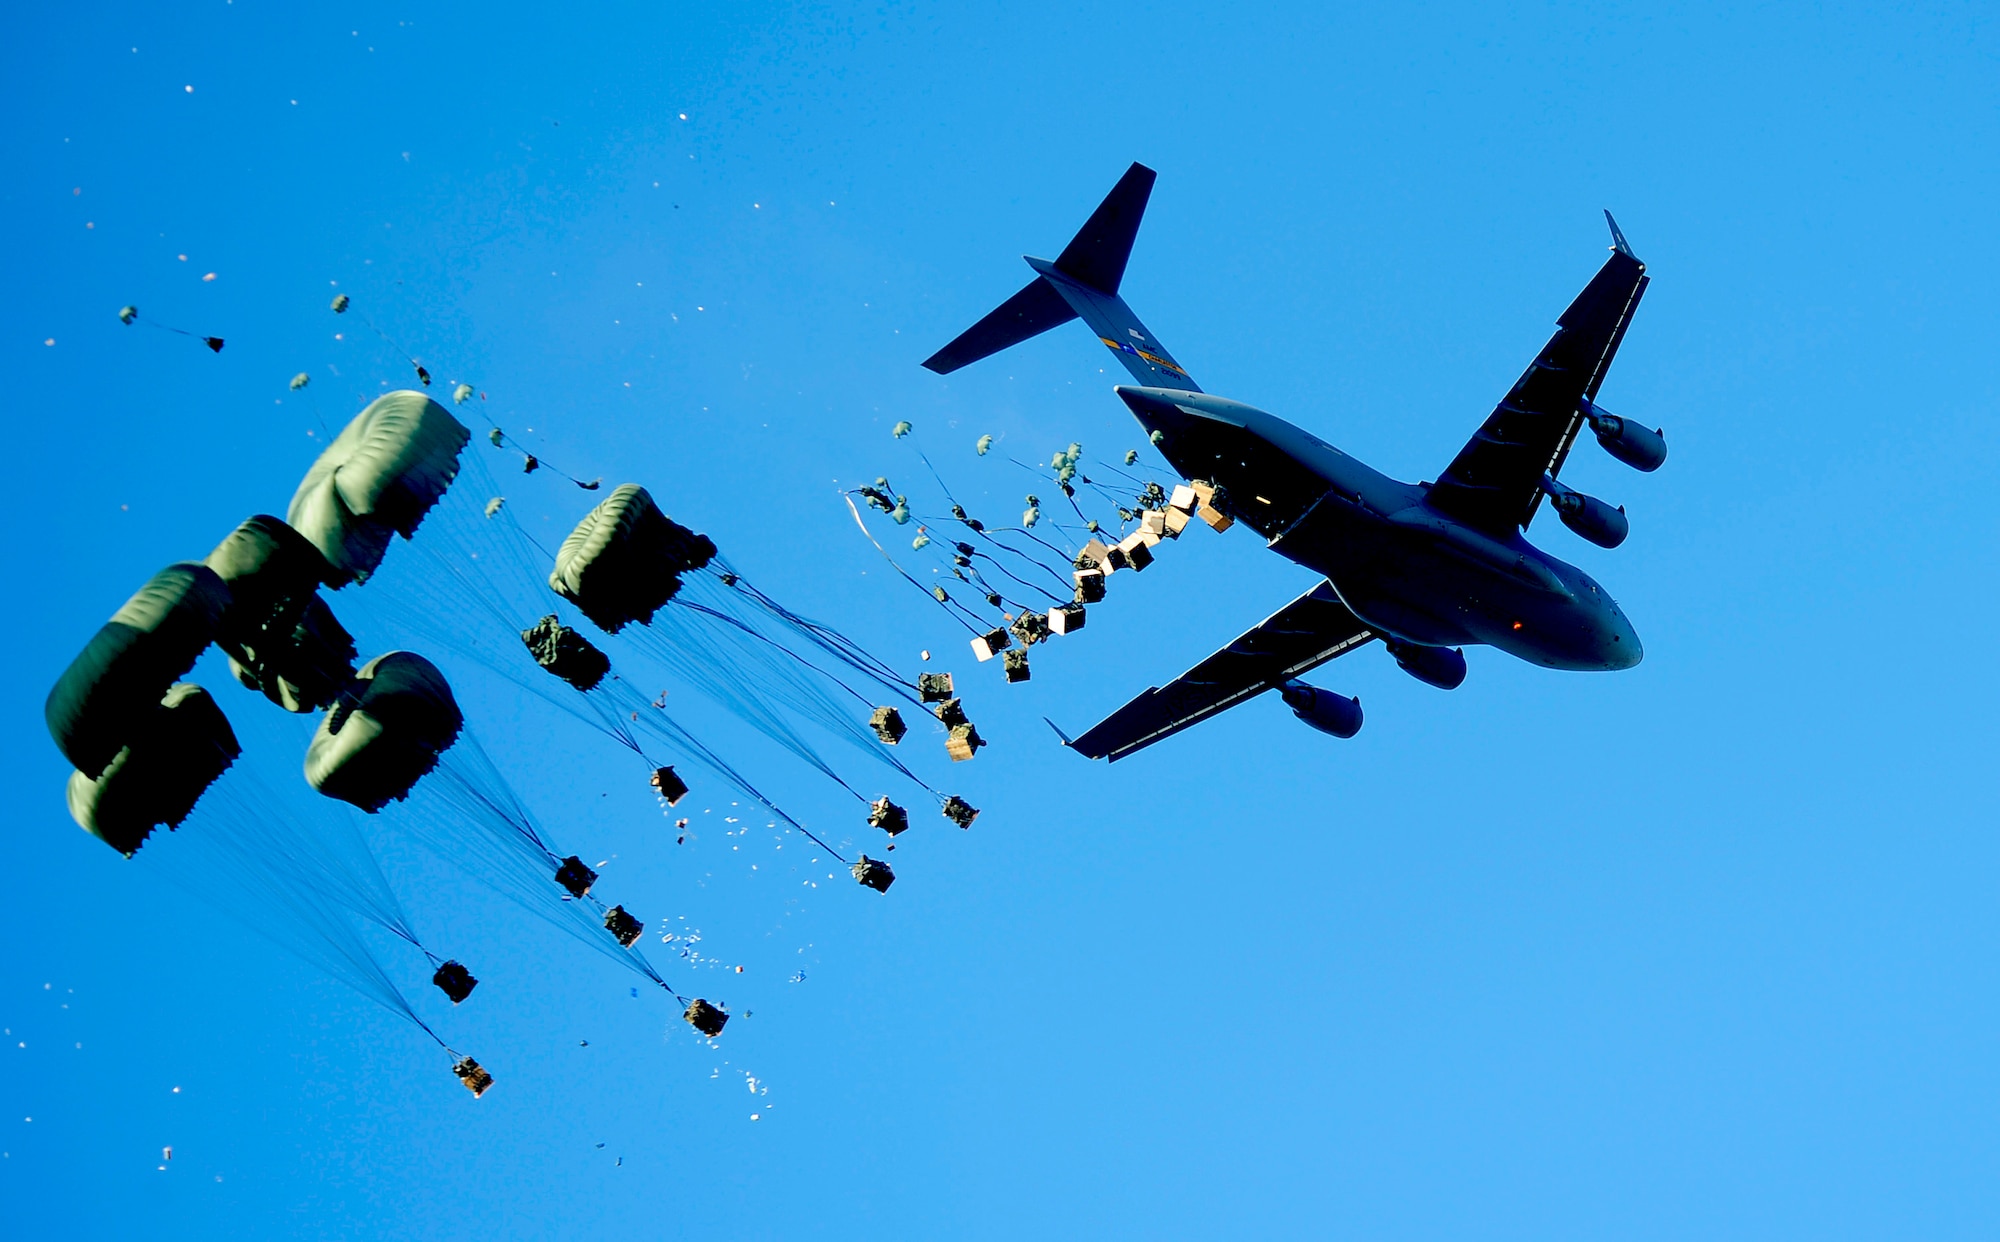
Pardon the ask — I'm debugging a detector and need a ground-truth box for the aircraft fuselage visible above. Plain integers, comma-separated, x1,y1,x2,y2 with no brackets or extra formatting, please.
1115,386,1642,672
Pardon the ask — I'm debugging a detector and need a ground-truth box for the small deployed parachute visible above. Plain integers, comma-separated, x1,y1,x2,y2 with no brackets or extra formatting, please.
892,420,912,438
331,294,350,313
287,391,471,585
290,373,311,391
46,562,232,779
975,434,993,456
116,305,223,351
452,383,474,404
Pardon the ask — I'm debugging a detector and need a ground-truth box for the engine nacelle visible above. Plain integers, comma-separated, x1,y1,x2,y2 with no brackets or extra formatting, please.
1384,639,1467,690
1580,398,1667,472
1280,680,1363,739
1542,475,1629,549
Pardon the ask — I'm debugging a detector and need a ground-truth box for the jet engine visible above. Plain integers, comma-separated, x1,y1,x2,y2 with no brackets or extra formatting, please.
1384,639,1467,690
1541,474,1629,549
1580,397,1668,472
1280,680,1363,739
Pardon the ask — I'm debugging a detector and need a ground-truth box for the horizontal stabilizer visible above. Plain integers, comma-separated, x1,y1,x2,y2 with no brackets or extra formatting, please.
922,277,1078,375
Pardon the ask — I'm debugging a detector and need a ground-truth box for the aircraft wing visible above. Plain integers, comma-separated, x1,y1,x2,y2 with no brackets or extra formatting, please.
1425,214,1649,535
1066,581,1376,761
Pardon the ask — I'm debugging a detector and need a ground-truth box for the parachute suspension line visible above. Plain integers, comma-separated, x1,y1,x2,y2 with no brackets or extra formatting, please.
343,558,653,768
335,502,850,856
964,548,1068,608
224,760,430,956
485,427,603,491
930,551,1027,616
404,739,668,982
342,302,433,389
401,532,531,640
598,680,846,863
328,461,848,868
456,452,568,591
622,626,871,805
290,379,333,441
430,733,560,861
639,596,938,799
922,547,1041,622
708,562,925,707
914,448,960,510
411,1014,454,1053
672,593,946,791
147,794,432,1039
900,437,1080,609
486,484,572,572
843,494,981,635
1088,456,1151,489
1059,483,1100,529
675,600,884,714
988,525,1087,581
118,306,224,352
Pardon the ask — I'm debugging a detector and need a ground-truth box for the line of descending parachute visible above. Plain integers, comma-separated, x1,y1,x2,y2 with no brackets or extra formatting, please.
47,365,987,1091
845,421,1235,689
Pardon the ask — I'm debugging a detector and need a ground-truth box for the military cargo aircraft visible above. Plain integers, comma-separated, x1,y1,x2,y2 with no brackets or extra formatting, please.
923,163,1664,761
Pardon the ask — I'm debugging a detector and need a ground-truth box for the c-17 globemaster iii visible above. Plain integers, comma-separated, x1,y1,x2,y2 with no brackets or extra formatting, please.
923,163,1665,760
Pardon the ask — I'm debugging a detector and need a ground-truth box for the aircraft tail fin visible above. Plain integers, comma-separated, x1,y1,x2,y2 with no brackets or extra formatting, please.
922,162,1200,390
1052,162,1154,295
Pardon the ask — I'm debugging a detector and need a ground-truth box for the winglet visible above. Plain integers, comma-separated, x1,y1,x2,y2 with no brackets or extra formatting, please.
1042,717,1076,747
1604,210,1637,260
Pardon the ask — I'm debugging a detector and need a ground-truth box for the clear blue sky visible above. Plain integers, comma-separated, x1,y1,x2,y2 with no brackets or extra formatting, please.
5,2,1999,1237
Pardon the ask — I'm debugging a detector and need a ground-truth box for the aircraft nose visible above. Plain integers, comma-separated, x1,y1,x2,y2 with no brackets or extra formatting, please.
1604,608,1643,670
